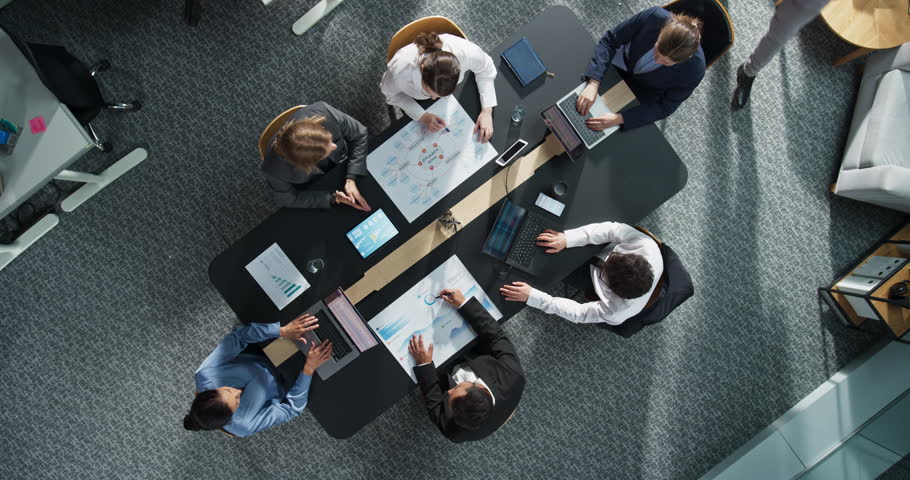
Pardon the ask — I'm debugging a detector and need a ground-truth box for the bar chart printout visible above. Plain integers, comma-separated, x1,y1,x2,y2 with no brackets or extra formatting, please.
368,255,503,382
245,243,311,310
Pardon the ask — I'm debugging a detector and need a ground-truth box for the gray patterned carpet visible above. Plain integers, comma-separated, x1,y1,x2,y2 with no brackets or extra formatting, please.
0,1,906,479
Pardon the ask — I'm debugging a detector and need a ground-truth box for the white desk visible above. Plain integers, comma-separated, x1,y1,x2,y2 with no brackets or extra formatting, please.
0,28,94,220
0,28,147,270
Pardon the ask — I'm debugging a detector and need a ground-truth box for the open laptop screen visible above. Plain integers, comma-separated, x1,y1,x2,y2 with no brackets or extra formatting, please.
541,105,586,161
482,199,527,261
325,288,377,351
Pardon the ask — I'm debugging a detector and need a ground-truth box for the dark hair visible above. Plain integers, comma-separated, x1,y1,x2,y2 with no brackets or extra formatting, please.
656,13,703,63
451,386,493,431
183,390,233,432
602,253,654,299
414,32,460,97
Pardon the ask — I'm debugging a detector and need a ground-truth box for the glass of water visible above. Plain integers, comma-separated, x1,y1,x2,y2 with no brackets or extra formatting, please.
511,104,525,124
306,258,325,274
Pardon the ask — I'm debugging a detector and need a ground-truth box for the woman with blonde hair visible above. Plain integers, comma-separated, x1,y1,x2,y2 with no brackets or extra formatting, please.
381,31,497,143
261,102,371,210
576,7,705,131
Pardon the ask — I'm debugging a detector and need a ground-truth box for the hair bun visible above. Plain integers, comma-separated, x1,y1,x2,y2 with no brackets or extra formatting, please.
414,32,443,53
183,414,202,431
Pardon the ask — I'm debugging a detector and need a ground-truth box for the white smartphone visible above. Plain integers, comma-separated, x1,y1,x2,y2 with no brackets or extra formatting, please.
535,192,566,216
495,139,528,166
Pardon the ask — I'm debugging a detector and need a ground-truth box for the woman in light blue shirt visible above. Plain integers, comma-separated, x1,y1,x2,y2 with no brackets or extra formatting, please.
183,315,332,437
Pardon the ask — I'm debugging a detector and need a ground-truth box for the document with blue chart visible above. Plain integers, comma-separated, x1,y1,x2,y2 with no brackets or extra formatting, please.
367,97,498,223
346,209,398,258
368,255,503,382
245,243,310,310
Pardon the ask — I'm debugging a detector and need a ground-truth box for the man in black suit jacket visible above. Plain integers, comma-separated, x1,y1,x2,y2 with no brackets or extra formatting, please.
408,288,525,443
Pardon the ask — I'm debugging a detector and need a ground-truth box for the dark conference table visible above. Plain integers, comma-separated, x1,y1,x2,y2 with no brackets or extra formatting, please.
208,6,688,439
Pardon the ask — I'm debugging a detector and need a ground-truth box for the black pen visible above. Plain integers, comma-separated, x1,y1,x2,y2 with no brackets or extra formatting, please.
435,292,452,300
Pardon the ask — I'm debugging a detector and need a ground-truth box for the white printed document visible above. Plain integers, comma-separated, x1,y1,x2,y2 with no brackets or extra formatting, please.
245,243,310,310
367,97,498,223
368,255,503,382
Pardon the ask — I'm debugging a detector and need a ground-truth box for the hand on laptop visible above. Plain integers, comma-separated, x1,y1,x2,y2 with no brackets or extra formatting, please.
586,113,624,131
536,229,566,253
303,340,333,375
576,80,599,116
500,281,532,303
474,108,494,144
438,288,466,308
419,113,447,132
280,314,320,341
408,334,434,365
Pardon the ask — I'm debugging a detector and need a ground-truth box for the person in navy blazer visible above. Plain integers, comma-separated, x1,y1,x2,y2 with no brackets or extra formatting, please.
576,6,706,131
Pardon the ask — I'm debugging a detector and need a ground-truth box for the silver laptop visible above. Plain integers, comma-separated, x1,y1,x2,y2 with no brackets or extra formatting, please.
295,288,378,380
555,82,620,149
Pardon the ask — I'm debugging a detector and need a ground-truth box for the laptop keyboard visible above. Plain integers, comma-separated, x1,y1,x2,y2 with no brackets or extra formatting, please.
507,212,550,270
559,92,606,146
313,311,352,361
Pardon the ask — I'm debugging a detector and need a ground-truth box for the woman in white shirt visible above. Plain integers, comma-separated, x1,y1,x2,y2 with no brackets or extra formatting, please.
499,222,663,325
380,32,497,143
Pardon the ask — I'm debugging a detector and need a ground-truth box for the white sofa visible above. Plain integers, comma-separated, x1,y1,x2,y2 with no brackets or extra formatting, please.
835,43,910,213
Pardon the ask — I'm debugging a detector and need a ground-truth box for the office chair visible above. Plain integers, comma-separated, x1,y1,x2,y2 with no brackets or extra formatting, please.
599,227,695,339
385,16,467,120
258,105,306,160
9,32,141,152
663,0,734,68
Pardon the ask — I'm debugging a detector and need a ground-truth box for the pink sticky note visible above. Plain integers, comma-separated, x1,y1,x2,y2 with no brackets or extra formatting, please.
29,116,47,134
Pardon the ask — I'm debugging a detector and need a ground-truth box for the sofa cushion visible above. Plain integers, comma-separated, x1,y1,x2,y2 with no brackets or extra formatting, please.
860,70,910,169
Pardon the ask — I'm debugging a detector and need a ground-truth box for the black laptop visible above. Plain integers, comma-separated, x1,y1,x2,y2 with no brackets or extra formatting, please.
482,199,562,276
294,288,377,380
540,104,588,162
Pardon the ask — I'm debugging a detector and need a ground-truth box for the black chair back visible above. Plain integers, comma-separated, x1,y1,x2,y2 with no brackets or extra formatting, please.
664,0,734,68
600,243,695,338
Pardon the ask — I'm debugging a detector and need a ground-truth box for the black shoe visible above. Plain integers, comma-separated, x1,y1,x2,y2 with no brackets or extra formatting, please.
731,64,756,111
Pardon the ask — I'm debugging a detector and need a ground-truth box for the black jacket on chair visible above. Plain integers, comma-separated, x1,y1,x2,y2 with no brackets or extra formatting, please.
600,243,694,338
413,297,526,443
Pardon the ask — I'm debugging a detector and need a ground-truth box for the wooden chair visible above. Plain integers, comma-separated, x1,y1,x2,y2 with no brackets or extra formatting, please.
386,16,467,62
663,0,735,69
258,105,306,161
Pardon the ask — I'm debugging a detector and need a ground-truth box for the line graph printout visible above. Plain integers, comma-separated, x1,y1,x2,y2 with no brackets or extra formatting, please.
367,97,498,223
245,243,310,310
368,255,503,382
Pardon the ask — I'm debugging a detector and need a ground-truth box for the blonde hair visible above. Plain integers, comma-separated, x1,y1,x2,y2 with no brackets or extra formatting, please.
656,13,703,63
272,116,333,173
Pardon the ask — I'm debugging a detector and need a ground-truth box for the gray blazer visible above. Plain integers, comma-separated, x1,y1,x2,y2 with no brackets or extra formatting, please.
261,102,368,209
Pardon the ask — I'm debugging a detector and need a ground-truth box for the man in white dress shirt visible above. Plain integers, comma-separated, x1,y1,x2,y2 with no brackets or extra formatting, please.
500,222,663,325
380,32,497,143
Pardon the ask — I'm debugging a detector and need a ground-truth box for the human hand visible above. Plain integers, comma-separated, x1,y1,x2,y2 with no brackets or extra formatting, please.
279,314,319,341
408,334,434,365
438,288,465,308
344,179,371,211
500,281,532,302
536,229,567,253
576,80,600,116
334,190,366,211
419,113,446,132
474,108,493,143
586,113,624,131
303,339,333,375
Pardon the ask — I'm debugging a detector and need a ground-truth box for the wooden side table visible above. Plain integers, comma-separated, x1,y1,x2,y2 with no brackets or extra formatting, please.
820,221,910,341
820,0,910,66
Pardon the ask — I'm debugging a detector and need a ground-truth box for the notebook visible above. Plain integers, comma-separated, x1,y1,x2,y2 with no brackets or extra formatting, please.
501,37,547,87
